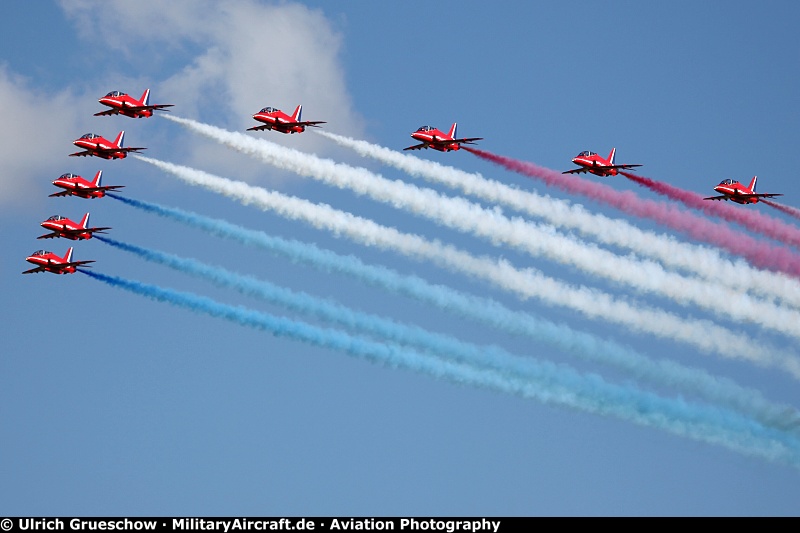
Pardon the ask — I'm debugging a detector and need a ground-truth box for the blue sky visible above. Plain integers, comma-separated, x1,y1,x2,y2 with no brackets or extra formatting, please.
2,0,800,516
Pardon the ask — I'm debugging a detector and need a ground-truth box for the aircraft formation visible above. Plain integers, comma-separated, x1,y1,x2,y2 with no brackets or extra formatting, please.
21,86,800,471
23,90,170,274
24,90,788,275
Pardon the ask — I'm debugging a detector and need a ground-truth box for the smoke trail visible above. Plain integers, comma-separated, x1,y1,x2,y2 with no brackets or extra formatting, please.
763,200,800,222
78,269,800,468
622,172,800,249
97,235,567,380
132,155,800,377
161,116,800,341
316,130,800,309
107,193,800,427
465,147,800,278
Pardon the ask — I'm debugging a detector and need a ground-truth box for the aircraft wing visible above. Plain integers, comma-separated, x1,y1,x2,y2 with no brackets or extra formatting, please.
562,168,589,175
297,121,327,128
753,193,784,199
247,124,274,131
65,260,95,268
454,137,483,145
611,164,643,171
22,266,46,274
118,147,146,153
403,143,428,151
703,195,728,201
48,190,72,197
129,104,174,112
68,151,93,157
93,109,120,117
37,227,111,239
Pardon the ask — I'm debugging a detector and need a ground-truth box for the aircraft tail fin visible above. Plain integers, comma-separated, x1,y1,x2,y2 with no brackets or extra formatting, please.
79,213,90,228
92,170,103,187
140,89,151,106
64,247,74,263
448,123,458,139
292,105,302,122
114,131,125,148
749,175,758,192
608,148,616,165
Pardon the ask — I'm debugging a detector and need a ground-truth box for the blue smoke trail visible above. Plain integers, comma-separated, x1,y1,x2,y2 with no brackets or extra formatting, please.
97,235,551,380
108,193,800,431
78,268,800,467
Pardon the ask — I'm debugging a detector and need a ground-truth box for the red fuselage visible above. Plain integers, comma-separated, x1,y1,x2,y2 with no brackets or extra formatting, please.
72,134,127,159
410,127,460,152
40,216,92,240
95,90,173,118
712,180,758,204
98,94,154,118
51,173,106,199
251,110,305,134
25,250,77,274
571,152,617,176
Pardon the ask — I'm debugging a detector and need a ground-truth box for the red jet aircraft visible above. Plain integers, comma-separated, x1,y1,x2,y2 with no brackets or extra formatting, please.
69,130,146,159
38,213,111,240
22,247,95,275
403,124,482,152
247,105,326,134
95,89,174,118
562,148,642,177
703,176,783,204
50,170,125,199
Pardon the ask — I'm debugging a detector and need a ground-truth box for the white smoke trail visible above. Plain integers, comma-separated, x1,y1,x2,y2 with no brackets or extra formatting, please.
316,130,800,309
163,115,800,341
108,194,800,430
135,154,800,379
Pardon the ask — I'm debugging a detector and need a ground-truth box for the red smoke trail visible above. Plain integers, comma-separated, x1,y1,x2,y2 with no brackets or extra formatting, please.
465,147,800,278
763,200,800,222
621,171,800,249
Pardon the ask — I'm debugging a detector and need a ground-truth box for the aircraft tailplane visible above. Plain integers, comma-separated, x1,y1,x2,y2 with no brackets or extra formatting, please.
608,148,616,166
140,89,151,106
748,175,758,192
92,170,103,187
79,213,90,228
64,247,74,263
114,131,125,148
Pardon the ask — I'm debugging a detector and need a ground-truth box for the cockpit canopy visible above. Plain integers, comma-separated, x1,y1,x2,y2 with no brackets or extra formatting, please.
46,215,67,221
718,178,738,185
259,107,279,114
58,173,79,180
415,126,434,132
104,91,126,97
79,133,99,140
577,151,597,157
31,250,50,257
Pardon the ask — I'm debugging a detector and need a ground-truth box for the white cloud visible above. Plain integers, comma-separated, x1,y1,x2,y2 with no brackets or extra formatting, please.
0,0,363,209
59,0,365,174
0,66,84,208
